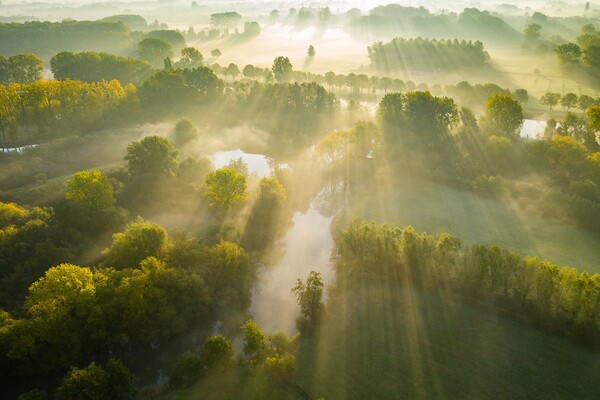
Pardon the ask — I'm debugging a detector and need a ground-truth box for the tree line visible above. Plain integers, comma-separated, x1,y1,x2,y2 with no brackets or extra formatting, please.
333,219,600,346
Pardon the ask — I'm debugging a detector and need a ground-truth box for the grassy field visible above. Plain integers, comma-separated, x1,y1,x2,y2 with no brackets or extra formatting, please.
162,367,295,400
297,285,600,400
345,176,600,272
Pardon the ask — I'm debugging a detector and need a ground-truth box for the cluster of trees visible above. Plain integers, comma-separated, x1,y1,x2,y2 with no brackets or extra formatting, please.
333,219,600,345
555,24,600,71
50,51,152,85
539,91,599,114
0,79,135,143
350,6,519,44
0,21,134,58
368,37,489,73
0,53,43,85
377,91,459,149
0,134,296,398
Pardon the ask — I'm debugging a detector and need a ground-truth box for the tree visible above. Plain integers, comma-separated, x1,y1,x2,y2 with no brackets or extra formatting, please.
264,354,296,382
55,360,134,400
513,88,529,103
540,92,561,113
137,38,173,67
0,53,44,84
555,43,582,64
224,63,240,79
291,271,324,331
210,49,222,58
307,45,316,57
587,105,600,132
203,168,247,213
175,47,203,69
170,351,203,388
202,335,233,369
55,362,106,400
578,94,595,114
484,94,524,139
524,23,542,40
125,136,178,180
66,170,115,213
173,118,198,146
241,319,266,364
561,93,578,111
102,217,169,268
272,56,293,81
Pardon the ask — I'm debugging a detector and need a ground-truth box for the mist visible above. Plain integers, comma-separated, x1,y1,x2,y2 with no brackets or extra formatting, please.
1,0,600,399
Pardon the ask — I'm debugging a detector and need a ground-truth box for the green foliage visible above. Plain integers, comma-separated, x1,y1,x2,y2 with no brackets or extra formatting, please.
292,271,324,330
17,389,48,400
540,92,561,113
126,135,178,180
138,38,173,67
242,177,286,252
272,56,293,81
369,37,488,73
210,12,242,29
55,360,134,400
202,335,233,369
175,47,203,69
242,319,266,364
170,351,203,388
378,91,458,149
524,23,541,40
0,20,132,59
307,45,316,57
66,170,115,212
137,67,221,115
204,168,247,212
55,362,106,400
210,49,222,58
0,53,44,84
483,94,524,139
173,118,199,147
555,43,582,64
50,51,152,84
264,353,296,382
103,217,169,268
145,30,186,53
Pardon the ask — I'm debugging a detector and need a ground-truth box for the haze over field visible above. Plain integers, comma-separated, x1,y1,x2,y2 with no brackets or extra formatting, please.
1,1,600,399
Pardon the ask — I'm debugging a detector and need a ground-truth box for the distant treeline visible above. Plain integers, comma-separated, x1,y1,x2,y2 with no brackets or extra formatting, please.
368,37,489,73
349,6,521,44
50,51,152,85
0,68,336,150
0,21,134,58
335,219,600,346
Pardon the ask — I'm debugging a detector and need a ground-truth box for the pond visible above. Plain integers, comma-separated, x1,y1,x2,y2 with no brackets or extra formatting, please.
250,201,334,334
209,149,272,177
520,119,547,139
0,144,38,154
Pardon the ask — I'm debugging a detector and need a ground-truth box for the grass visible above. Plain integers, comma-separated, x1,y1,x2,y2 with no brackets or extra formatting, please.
297,284,600,400
344,176,600,272
162,366,295,400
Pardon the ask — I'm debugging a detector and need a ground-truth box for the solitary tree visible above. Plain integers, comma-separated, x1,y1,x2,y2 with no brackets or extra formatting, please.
272,56,293,81
524,23,542,40
307,45,316,57
173,118,198,146
484,94,524,140
126,136,178,180
210,49,222,58
291,271,324,332
204,168,247,213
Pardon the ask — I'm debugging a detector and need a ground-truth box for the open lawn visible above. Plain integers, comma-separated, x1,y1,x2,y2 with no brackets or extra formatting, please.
346,176,600,272
297,284,600,399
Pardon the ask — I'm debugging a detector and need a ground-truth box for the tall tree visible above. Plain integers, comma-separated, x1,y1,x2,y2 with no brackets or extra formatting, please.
484,94,524,140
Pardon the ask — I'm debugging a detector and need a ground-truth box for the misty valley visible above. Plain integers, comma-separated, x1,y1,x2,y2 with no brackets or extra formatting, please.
1,1,600,399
